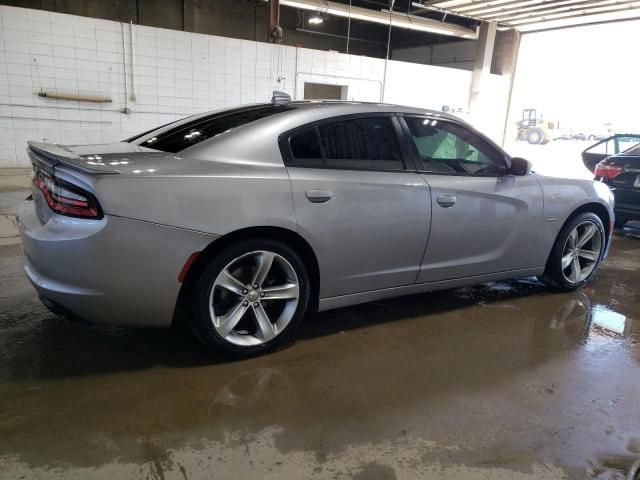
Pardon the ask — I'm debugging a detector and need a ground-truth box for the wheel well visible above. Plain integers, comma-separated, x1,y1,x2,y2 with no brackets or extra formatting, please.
175,226,320,320
565,202,611,241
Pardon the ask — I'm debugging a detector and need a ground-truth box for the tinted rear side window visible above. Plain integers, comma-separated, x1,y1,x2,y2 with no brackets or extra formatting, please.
289,128,324,168
133,105,295,153
319,117,403,170
287,117,404,171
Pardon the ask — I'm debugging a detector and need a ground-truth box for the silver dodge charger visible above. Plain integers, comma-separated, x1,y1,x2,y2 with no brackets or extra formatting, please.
17,96,615,356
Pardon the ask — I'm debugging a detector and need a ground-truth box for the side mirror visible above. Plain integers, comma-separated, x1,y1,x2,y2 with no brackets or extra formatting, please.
510,157,533,176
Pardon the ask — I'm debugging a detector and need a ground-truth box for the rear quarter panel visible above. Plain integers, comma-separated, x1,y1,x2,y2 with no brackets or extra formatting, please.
92,164,296,235
82,124,297,235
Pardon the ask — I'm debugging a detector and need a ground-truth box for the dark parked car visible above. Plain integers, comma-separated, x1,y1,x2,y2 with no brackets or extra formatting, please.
593,142,640,227
582,134,640,173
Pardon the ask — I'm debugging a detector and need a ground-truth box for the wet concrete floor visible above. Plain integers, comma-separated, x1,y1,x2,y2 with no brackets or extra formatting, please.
0,235,639,479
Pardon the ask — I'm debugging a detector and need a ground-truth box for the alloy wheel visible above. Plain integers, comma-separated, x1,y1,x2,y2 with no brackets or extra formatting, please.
209,250,300,346
561,220,603,284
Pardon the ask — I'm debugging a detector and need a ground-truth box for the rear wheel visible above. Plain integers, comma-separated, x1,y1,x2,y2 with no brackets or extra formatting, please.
540,212,605,291
189,239,312,357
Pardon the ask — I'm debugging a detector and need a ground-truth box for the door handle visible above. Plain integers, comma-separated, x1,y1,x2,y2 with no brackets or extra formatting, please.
437,194,457,208
305,189,333,203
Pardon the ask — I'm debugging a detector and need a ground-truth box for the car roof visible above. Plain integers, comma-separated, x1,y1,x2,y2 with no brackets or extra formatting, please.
274,100,463,122
128,101,466,146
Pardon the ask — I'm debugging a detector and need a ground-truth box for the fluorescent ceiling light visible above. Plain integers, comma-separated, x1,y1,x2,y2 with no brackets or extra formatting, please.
280,0,478,39
308,15,324,24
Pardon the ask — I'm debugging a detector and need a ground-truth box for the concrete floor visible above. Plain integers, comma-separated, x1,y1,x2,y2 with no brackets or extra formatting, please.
0,189,639,479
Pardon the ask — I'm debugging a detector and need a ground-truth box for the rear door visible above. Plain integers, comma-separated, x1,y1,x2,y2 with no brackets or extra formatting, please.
582,134,640,173
281,114,431,299
400,116,544,283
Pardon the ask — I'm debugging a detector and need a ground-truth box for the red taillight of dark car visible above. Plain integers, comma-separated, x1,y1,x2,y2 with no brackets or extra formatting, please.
32,169,103,219
594,161,624,180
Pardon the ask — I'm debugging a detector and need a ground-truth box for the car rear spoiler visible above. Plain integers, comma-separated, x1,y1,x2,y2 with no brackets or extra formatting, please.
27,141,121,175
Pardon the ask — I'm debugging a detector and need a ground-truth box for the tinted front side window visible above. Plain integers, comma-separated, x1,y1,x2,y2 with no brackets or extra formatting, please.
132,105,295,153
405,117,506,175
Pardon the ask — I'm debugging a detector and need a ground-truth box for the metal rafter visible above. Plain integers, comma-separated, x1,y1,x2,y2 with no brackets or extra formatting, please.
457,0,555,14
480,0,595,17
409,1,486,18
522,11,640,29
447,0,520,12
415,0,454,5
409,0,640,29
485,0,632,19
511,0,640,23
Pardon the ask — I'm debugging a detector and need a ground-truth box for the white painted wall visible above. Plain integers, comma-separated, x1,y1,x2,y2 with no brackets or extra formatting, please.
0,5,508,168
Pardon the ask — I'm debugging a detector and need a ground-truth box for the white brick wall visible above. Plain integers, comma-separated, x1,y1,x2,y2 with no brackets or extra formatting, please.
0,5,506,168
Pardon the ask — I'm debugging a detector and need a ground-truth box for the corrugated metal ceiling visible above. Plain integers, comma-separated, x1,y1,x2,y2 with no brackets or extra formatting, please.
410,0,640,31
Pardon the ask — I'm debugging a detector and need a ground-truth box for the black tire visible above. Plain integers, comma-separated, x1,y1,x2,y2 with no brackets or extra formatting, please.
539,212,605,291
527,128,544,145
188,239,312,357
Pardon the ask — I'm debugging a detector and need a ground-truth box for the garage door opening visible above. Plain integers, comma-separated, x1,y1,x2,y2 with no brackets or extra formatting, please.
303,82,348,100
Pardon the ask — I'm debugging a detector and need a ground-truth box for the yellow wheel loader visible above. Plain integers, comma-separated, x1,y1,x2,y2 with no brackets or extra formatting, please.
516,108,558,145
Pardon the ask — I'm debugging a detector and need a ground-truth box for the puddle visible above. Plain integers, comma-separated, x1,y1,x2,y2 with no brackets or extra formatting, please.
549,294,634,342
591,305,632,337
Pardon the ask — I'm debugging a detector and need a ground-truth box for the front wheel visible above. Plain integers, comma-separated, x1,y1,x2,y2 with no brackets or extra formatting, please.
526,128,544,145
539,212,606,291
189,239,312,357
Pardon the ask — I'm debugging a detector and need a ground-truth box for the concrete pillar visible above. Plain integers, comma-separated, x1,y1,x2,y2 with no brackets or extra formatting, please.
497,29,522,146
468,22,497,113
492,29,521,76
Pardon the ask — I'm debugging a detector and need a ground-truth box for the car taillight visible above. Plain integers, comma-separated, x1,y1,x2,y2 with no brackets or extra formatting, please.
594,161,624,180
32,169,102,219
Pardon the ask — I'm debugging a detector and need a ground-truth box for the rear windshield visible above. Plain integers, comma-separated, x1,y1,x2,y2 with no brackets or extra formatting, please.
127,104,295,153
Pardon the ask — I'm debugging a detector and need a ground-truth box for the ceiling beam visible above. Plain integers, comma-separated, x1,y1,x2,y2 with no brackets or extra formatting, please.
510,1,640,24
409,1,485,18
484,0,629,19
412,0,459,6
454,0,537,13
520,11,640,29
480,0,587,18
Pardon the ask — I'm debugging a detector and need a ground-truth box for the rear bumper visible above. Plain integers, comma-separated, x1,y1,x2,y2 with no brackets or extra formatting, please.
17,196,218,327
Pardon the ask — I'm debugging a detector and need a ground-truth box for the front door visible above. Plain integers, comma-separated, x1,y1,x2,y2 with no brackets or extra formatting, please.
281,115,431,298
400,116,544,283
